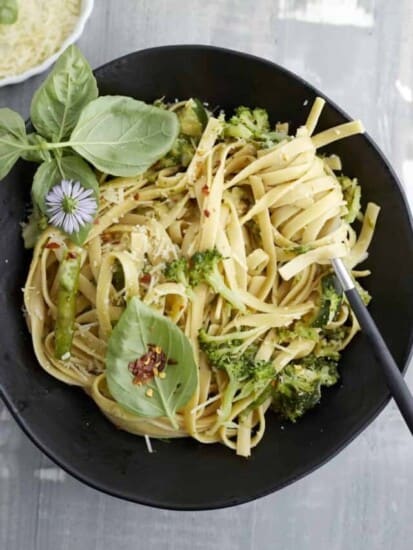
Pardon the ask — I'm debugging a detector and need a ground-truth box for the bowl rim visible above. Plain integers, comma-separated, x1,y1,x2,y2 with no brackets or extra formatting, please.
0,0,94,88
1,44,413,511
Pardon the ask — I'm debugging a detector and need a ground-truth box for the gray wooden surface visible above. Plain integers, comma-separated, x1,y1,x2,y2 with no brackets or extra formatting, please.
1,1,413,548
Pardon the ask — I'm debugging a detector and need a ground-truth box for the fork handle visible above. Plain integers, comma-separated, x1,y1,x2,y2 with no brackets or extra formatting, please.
332,258,413,435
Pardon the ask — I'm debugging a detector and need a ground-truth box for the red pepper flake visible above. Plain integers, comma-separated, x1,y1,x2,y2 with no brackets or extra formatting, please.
67,251,77,259
134,193,140,201
93,219,100,225
201,185,210,196
204,209,210,218
45,241,60,250
128,344,167,385
139,272,152,285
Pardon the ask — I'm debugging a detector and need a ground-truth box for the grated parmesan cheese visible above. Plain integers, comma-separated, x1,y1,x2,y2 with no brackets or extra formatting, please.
144,434,154,453
0,0,81,79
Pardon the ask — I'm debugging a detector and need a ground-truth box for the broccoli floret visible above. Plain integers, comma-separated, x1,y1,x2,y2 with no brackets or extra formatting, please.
226,106,270,139
339,176,362,223
277,322,319,344
164,257,188,283
189,249,246,312
164,249,248,309
272,355,339,422
178,98,208,137
199,329,275,420
163,257,195,299
312,273,343,328
272,365,322,422
157,135,195,168
315,326,348,360
355,280,371,305
224,106,287,147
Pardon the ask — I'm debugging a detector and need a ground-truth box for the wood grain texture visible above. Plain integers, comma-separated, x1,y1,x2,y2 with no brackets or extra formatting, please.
1,1,413,548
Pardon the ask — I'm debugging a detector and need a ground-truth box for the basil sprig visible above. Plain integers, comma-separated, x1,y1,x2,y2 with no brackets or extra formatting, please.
0,45,179,244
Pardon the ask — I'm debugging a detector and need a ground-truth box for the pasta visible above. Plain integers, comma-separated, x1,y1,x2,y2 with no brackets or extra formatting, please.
23,98,379,457
0,0,81,79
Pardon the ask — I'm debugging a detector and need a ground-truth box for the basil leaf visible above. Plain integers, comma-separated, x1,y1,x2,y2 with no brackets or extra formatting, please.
69,222,92,247
106,297,198,426
70,96,180,177
21,133,52,163
32,155,99,245
0,108,28,179
0,0,18,25
30,45,98,141
31,160,60,214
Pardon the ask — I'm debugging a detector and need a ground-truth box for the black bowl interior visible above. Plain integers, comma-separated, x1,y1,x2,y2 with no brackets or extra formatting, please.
1,45,413,510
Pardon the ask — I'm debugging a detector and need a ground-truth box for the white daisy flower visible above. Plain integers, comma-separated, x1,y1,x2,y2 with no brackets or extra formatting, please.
45,179,97,234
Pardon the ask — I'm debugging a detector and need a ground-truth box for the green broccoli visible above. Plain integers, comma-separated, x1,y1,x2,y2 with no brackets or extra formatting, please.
178,98,209,137
164,250,244,308
157,135,195,168
224,106,287,147
315,326,348,360
355,280,371,305
277,321,319,344
339,176,362,223
163,257,195,299
225,106,269,139
199,329,275,420
189,249,246,312
271,355,339,422
312,273,343,328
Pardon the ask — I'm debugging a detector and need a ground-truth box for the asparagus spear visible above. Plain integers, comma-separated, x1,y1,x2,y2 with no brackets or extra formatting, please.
55,247,81,360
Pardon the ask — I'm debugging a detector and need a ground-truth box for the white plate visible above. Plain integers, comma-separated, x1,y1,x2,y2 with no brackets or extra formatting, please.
0,0,94,87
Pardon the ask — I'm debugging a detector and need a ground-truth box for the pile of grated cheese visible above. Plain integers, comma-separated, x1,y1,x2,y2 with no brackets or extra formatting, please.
0,0,81,79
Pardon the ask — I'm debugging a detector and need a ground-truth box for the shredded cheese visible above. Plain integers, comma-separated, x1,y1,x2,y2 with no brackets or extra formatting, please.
144,435,154,454
0,0,81,79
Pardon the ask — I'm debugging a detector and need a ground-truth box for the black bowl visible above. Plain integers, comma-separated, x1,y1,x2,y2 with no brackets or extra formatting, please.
1,45,413,511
